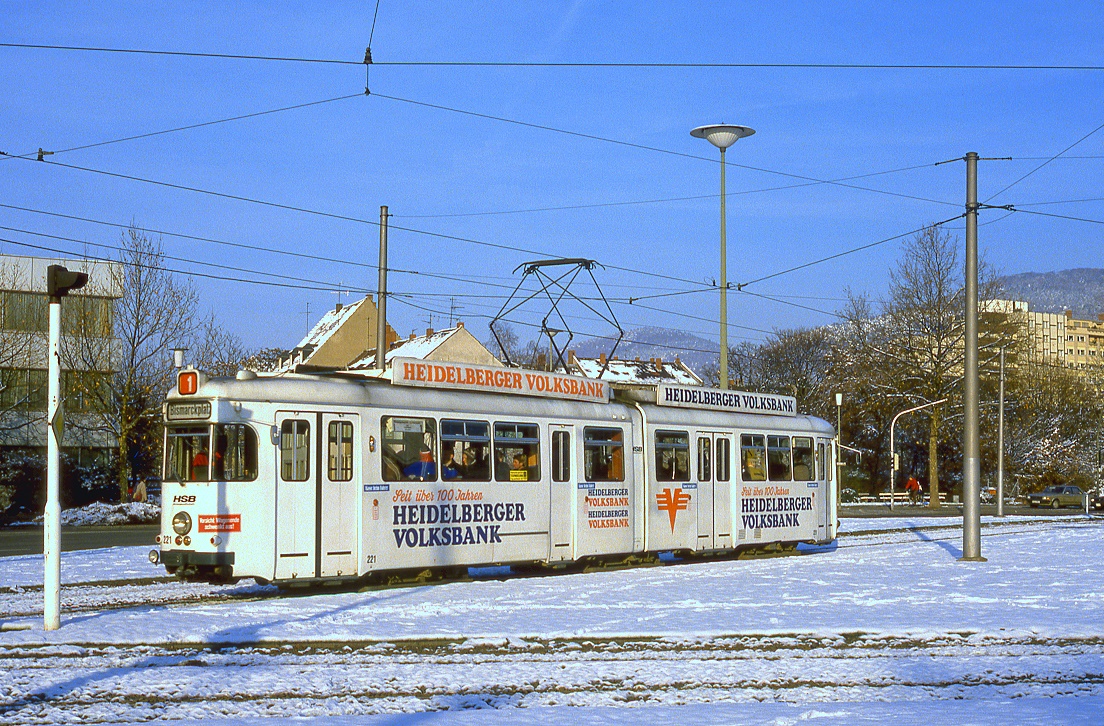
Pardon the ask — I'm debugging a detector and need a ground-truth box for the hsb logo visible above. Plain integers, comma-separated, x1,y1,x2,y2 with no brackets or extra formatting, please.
173,495,196,505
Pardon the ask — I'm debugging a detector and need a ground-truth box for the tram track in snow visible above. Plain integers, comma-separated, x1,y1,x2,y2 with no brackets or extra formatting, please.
3,633,1103,722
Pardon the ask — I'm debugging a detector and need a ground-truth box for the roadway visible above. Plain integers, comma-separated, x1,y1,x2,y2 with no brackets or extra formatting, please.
0,525,158,557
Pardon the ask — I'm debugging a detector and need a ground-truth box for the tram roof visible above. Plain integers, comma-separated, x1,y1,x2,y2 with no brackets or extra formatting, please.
168,365,831,433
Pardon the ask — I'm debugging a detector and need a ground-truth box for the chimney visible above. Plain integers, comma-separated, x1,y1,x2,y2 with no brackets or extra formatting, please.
426,328,434,337
599,352,607,365
1066,310,1073,319
568,349,577,364
458,321,465,329
335,302,342,313
409,331,416,340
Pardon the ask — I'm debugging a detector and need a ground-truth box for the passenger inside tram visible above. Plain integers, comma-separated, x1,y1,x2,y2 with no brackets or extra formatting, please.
191,442,210,482
402,446,437,481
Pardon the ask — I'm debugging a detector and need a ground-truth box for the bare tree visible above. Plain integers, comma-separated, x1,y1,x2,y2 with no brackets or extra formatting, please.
192,314,249,377
879,226,965,507
754,327,833,412
65,228,200,501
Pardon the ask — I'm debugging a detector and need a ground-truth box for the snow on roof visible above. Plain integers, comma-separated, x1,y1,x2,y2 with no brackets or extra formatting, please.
568,356,703,386
292,298,364,354
346,326,461,369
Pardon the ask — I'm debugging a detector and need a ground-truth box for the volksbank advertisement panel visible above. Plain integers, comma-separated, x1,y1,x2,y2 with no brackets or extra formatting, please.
657,384,797,416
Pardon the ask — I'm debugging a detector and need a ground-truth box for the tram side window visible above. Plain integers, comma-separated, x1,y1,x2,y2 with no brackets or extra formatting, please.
584,427,624,482
280,420,311,482
740,434,766,482
494,422,540,482
552,431,571,482
655,431,690,482
792,437,814,481
382,416,438,482
328,421,354,482
697,437,711,482
716,437,731,482
768,435,792,481
213,424,258,481
165,425,211,482
817,442,827,481
440,419,490,482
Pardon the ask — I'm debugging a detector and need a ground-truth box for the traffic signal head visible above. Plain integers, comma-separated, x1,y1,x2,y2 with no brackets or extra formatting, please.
46,265,88,299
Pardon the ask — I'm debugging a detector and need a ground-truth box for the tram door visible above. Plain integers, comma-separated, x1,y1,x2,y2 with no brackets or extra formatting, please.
275,412,317,580
815,437,831,541
548,424,575,561
695,432,733,551
320,413,358,577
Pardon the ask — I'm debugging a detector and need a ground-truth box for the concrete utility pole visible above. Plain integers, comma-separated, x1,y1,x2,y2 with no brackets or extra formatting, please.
375,205,389,370
961,152,985,561
44,264,88,630
997,346,1006,517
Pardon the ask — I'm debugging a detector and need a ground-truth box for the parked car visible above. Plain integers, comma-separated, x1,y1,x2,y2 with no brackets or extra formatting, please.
1027,485,1085,509
1092,492,1104,512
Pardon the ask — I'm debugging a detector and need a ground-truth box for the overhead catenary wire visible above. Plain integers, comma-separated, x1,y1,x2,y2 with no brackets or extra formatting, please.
0,202,532,293
397,160,950,219
5,44,1104,71
1010,208,1104,226
14,156,722,290
0,93,363,162
736,214,965,289
983,118,1104,204
372,92,959,208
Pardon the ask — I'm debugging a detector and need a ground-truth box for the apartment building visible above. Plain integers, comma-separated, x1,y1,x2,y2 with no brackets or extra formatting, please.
0,255,122,464
1063,310,1104,370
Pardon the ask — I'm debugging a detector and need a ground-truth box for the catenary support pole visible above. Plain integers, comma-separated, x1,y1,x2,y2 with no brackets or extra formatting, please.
961,152,985,561
375,205,388,370
44,297,61,631
997,346,1005,518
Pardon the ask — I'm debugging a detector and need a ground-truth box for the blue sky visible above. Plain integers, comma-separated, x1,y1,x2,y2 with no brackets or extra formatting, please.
1,1,1101,352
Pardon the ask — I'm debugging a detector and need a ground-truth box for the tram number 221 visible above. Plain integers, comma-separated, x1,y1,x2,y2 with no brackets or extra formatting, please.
365,554,377,565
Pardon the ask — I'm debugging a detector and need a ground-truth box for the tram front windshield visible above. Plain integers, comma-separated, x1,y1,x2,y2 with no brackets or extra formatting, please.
165,424,258,482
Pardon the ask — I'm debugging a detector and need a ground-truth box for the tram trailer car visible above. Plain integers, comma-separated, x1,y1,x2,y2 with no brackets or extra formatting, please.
153,358,837,585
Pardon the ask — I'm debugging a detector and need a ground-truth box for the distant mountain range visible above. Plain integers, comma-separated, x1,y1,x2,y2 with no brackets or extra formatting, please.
999,268,1104,319
572,326,719,376
565,269,1104,378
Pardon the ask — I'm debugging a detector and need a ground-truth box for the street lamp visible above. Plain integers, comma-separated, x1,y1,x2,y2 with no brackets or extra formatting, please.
889,399,947,511
691,124,755,390
835,392,844,502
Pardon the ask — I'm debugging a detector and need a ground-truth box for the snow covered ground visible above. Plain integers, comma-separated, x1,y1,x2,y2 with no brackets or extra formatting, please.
2,515,1103,724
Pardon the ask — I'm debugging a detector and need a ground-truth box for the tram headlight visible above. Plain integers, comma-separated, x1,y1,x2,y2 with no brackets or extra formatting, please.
172,511,192,536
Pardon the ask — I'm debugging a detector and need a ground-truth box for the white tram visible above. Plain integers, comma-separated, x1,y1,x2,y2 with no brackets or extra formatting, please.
153,357,837,584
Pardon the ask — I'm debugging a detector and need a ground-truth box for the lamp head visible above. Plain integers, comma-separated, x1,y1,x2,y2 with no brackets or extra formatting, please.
691,124,755,150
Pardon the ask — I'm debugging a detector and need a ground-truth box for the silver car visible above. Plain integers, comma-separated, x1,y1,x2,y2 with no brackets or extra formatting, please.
1027,485,1084,509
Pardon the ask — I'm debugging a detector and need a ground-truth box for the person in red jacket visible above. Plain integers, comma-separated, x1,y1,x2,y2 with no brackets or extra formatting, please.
906,475,921,505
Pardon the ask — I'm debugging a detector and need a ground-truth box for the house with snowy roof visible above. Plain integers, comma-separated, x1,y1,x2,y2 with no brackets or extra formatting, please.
561,351,703,386
348,323,503,370
278,296,399,371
